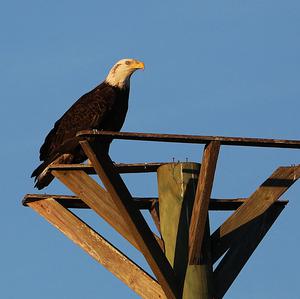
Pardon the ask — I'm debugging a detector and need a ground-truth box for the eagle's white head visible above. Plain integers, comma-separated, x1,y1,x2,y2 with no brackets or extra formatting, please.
105,58,144,89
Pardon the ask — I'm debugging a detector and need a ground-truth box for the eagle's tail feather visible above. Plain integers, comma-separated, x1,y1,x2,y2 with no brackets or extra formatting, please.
31,160,49,178
34,171,55,190
31,158,57,189
31,153,75,190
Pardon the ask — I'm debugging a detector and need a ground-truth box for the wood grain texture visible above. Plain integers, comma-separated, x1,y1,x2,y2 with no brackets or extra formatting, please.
51,169,140,250
213,204,285,299
189,141,220,264
28,198,166,299
157,162,213,299
51,170,164,252
211,165,300,263
80,140,179,299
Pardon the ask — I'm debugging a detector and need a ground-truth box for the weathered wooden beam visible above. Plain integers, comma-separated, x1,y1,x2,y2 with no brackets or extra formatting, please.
209,198,288,210
49,162,165,174
23,194,85,207
157,163,213,298
51,170,140,250
213,204,285,299
211,165,300,264
189,141,220,265
80,140,179,299
23,194,288,210
77,130,300,149
28,198,166,299
23,193,156,210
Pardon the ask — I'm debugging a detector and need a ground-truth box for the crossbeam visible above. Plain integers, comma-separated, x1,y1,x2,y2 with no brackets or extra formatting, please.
77,130,300,149
23,194,288,211
48,162,164,174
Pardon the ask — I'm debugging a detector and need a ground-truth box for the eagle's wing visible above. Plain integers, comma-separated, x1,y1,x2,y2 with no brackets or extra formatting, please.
39,83,117,161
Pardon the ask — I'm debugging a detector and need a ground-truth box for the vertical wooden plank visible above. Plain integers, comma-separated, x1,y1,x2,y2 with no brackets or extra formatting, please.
28,198,166,299
80,140,179,299
213,204,285,299
189,141,220,264
157,162,213,299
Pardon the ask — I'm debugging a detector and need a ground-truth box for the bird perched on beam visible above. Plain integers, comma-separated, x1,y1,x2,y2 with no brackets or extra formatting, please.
32,58,144,189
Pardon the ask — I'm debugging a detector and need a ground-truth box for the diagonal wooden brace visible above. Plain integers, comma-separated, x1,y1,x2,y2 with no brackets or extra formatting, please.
211,165,300,264
52,169,141,250
79,140,179,299
28,198,166,299
189,141,220,264
213,203,285,299
52,170,164,252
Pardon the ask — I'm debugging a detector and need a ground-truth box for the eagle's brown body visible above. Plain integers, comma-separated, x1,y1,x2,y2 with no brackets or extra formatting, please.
32,58,144,189
31,82,129,189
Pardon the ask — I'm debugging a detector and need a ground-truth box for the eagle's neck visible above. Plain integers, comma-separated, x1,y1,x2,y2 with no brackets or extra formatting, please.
105,70,131,89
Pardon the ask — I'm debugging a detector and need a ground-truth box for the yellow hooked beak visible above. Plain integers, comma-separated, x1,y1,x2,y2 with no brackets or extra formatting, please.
133,60,145,70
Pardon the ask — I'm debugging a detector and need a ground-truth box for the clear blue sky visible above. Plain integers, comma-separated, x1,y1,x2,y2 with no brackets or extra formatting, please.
2,1,300,298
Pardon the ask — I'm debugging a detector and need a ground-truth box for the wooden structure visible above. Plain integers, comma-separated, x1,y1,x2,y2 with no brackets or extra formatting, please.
23,130,300,298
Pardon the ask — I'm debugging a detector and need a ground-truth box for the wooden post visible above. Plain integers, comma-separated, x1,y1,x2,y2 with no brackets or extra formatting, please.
157,162,213,298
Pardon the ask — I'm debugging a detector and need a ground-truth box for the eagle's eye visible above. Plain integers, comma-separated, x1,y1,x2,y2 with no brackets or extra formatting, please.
125,60,131,65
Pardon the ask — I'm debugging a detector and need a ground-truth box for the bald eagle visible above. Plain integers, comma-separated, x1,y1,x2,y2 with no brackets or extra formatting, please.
32,58,144,189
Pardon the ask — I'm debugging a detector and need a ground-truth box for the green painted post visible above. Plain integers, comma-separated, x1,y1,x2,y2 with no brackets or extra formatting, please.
157,162,213,298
